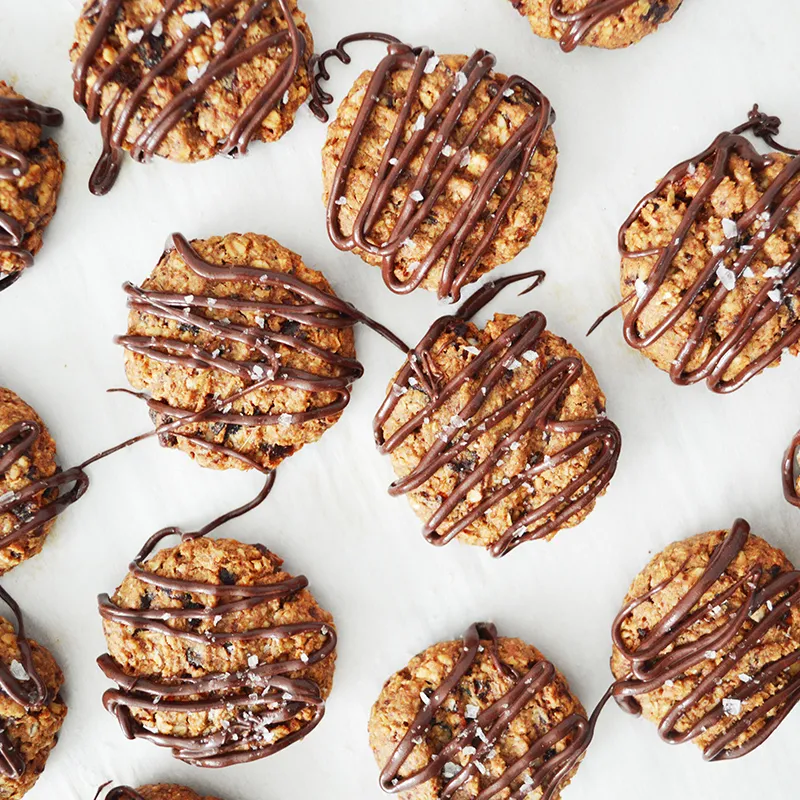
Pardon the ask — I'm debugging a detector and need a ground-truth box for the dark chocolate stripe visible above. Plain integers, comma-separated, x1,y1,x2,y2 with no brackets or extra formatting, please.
374,272,620,557
380,623,594,800
783,430,800,507
324,41,554,302
72,0,306,195
548,0,640,52
610,519,800,760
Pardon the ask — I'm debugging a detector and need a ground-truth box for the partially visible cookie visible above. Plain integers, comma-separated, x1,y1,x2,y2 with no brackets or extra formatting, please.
99,785,222,800
0,82,64,290
509,0,683,52
321,43,556,301
369,622,590,799
0,588,67,800
375,306,620,557
70,0,313,194
98,533,337,767
610,519,800,760
120,232,361,472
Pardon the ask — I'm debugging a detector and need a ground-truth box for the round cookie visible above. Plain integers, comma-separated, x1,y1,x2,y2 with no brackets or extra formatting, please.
321,43,557,301
0,388,89,574
119,232,361,472
0,588,67,799
610,519,800,760
509,0,683,52
613,107,800,393
98,532,337,767
0,82,64,290
375,298,621,557
99,785,222,800
369,622,590,800
70,0,314,194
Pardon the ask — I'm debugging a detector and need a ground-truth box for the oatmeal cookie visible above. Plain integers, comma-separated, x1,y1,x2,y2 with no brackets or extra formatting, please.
509,0,683,52
0,82,64,290
120,232,361,472
99,785,222,800
98,533,337,767
610,519,800,760
612,107,800,393
369,622,590,800
70,0,313,194
321,43,557,301
375,301,621,557
0,588,67,800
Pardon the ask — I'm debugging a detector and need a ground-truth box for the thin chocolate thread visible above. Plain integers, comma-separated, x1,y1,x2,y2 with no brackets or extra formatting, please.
783,429,800,507
589,106,800,393
548,0,639,52
374,270,621,557
380,622,599,800
324,40,555,301
0,96,63,291
72,0,306,195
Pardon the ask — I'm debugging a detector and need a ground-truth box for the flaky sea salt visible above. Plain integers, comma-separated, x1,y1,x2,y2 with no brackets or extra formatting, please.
414,113,426,131
247,655,259,668
183,10,211,28
442,144,454,157
409,190,424,202
277,413,293,426
335,195,347,206
722,698,742,716
634,278,648,298
768,288,783,303
152,20,163,36
764,266,783,278
522,350,538,362
716,265,736,291
460,150,471,168
9,660,29,681
503,87,514,97
721,218,738,239
465,704,479,719
424,56,440,74
127,28,144,43
442,762,460,779
187,62,209,84
454,72,467,91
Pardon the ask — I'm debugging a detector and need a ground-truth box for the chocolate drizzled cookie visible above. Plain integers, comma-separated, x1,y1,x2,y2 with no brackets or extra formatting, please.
97,482,337,767
70,0,313,194
782,430,800,508
374,274,621,557
510,0,683,52
609,519,800,760
0,586,67,799
370,622,594,800
96,784,222,800
0,84,64,291
318,38,557,301
593,106,800,393
0,388,89,574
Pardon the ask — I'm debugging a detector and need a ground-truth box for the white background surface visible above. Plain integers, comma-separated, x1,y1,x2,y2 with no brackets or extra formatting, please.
1,0,799,798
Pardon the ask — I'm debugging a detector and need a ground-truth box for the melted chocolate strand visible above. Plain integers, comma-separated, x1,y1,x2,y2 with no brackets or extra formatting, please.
0,585,56,779
72,0,306,195
548,0,639,52
374,271,621,557
96,787,144,800
380,623,596,799
591,106,800,393
783,429,800,507
325,41,554,302
0,420,90,552
0,96,63,290
97,472,337,768
610,519,800,760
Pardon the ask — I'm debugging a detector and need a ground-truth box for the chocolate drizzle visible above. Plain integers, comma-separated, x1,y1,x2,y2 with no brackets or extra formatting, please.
591,106,800,393
0,96,63,291
610,519,800,760
0,419,89,553
97,472,337,768
374,272,621,557
0,585,55,779
72,0,307,195
95,788,145,800
783,430,800,507
548,0,639,52
380,622,596,800
320,39,554,301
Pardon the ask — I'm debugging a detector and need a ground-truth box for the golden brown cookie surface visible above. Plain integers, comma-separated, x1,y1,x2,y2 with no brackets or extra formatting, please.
102,784,222,800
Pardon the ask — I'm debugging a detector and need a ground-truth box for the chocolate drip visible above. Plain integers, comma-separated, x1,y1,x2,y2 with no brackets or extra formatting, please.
783,429,800,507
591,106,800,393
380,623,596,800
96,788,145,800
610,519,800,760
97,473,337,768
374,271,621,557
324,41,554,301
0,419,89,552
0,96,63,291
0,586,56,779
72,0,306,195
548,0,638,52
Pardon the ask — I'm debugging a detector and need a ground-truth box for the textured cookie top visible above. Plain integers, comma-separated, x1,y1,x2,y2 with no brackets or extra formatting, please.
103,784,222,800
511,0,683,51
375,309,620,556
99,533,337,767
0,589,67,799
0,82,64,283
369,623,589,800
616,110,800,393
611,520,800,760
70,0,313,194
322,45,556,301
121,232,360,472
